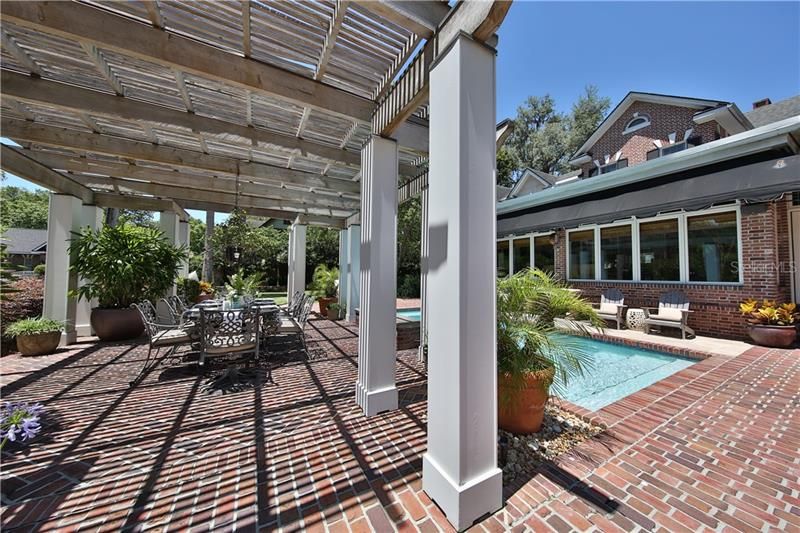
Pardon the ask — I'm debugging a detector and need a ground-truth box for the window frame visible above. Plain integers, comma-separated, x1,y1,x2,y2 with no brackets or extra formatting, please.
565,204,743,285
622,113,652,135
496,231,556,277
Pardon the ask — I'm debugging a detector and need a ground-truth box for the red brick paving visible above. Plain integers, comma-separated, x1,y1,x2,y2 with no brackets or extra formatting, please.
1,317,798,532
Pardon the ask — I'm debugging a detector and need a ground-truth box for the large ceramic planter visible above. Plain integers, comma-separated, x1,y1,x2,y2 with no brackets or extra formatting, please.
318,297,337,316
747,325,797,348
16,332,61,356
498,366,556,434
91,308,144,341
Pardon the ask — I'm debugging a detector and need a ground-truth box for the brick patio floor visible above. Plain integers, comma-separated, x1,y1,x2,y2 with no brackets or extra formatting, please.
1,317,798,532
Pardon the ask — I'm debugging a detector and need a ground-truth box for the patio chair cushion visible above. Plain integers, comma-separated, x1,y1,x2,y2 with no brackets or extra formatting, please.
152,328,192,347
652,307,684,322
599,302,619,315
205,342,257,355
278,317,301,334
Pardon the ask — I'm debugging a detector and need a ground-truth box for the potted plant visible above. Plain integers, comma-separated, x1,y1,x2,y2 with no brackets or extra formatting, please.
70,223,187,341
739,299,798,348
497,269,603,434
5,317,63,356
311,265,339,316
177,276,201,304
198,281,215,303
224,269,263,308
327,302,343,320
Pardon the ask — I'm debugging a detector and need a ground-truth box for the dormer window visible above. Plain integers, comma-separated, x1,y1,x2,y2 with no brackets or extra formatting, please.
622,113,651,135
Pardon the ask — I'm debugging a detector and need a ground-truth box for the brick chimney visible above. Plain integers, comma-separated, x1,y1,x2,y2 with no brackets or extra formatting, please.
752,98,772,109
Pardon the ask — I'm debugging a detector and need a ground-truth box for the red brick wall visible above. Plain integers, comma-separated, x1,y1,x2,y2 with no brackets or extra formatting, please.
579,102,722,177
550,201,792,339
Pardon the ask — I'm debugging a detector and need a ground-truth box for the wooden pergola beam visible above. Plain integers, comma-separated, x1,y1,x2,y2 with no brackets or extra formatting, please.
1,0,375,122
26,150,359,210
93,192,188,221
0,145,93,203
352,1,451,39
316,0,349,81
177,199,345,228
2,119,362,195
1,28,43,76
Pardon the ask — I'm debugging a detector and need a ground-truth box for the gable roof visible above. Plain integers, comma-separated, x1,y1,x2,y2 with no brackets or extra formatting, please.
2,228,48,254
745,95,800,127
506,168,557,198
569,92,734,163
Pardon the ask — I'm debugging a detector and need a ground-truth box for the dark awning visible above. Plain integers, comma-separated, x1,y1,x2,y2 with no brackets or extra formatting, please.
497,153,800,236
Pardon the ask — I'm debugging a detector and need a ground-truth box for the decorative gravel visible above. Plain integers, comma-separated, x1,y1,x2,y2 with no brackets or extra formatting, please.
499,402,604,482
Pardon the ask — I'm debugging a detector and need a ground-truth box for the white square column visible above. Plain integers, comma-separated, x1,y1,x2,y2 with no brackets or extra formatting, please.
74,204,103,338
355,135,398,416
287,221,307,299
159,212,181,295
43,194,82,345
178,219,190,278
338,228,349,313
418,186,430,362
345,224,360,322
422,34,502,530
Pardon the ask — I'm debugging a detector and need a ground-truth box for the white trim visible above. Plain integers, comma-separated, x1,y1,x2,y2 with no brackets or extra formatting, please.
496,231,555,275
499,116,800,215
565,204,744,285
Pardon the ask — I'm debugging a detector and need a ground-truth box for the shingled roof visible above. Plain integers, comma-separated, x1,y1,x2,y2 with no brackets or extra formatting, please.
2,228,47,254
745,95,800,127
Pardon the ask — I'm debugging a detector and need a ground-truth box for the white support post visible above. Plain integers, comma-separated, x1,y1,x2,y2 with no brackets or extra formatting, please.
287,221,307,299
418,186,430,362
422,34,502,530
159,211,180,296
203,210,215,283
355,135,398,417
43,193,82,345
74,204,103,338
338,228,349,315
346,224,360,321
178,219,190,278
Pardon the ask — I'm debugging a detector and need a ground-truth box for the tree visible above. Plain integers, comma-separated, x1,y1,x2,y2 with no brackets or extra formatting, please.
117,210,155,228
187,217,206,274
501,86,611,180
397,197,421,297
305,226,339,286
0,187,49,229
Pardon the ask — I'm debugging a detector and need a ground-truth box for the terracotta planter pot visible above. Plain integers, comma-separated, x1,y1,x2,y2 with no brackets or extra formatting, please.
196,293,214,304
747,325,797,348
16,332,61,356
318,297,337,316
91,308,144,341
498,367,555,434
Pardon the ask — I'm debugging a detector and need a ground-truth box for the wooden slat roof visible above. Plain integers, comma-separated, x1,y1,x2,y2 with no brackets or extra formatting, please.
1,0,445,225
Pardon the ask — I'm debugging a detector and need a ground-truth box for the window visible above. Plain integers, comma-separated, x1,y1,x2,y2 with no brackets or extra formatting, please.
623,113,651,135
497,240,510,278
600,225,633,280
646,137,702,160
534,235,555,273
589,159,628,177
639,219,680,281
568,230,595,279
687,211,739,282
512,238,530,273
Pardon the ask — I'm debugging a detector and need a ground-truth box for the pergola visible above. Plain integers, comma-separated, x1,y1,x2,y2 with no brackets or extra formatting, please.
1,1,511,527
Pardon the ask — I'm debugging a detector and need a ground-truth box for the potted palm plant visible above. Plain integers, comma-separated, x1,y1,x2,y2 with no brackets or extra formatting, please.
497,269,603,434
311,265,339,316
740,299,797,347
224,269,263,308
5,318,63,356
70,223,187,341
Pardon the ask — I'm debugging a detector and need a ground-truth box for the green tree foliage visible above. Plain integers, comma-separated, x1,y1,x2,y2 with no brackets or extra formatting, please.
496,146,521,188
187,217,206,274
502,85,611,180
305,226,339,285
397,197,421,297
117,210,155,228
0,187,49,229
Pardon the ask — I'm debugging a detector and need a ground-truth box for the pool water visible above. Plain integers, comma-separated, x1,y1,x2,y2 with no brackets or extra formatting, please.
397,308,421,321
553,335,696,411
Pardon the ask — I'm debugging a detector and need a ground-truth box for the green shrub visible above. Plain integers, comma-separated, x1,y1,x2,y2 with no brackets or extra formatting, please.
311,265,338,298
397,274,420,298
5,317,63,337
33,264,46,276
177,277,201,303
69,222,188,309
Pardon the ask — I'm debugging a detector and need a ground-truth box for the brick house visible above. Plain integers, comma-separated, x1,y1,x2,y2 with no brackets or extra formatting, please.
496,93,800,339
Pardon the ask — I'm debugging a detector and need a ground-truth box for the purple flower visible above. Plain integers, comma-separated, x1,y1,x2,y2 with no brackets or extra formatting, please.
1,401,45,449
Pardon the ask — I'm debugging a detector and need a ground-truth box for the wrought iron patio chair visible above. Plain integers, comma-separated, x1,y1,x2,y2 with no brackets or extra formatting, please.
643,291,695,339
130,301,193,387
197,306,261,369
282,291,303,316
275,295,315,356
592,288,626,329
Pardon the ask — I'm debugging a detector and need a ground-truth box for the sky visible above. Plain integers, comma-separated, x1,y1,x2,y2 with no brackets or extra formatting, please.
3,1,799,220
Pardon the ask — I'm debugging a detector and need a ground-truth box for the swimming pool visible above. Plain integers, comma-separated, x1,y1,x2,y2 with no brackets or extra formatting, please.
553,335,696,411
397,308,421,321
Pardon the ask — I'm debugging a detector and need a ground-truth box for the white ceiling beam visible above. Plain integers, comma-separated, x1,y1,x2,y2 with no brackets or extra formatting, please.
176,198,345,228
173,70,194,113
316,0,349,81
374,34,419,101
1,0,374,122
352,1,451,39
2,119,362,195
25,150,360,210
93,191,188,220
0,145,94,203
